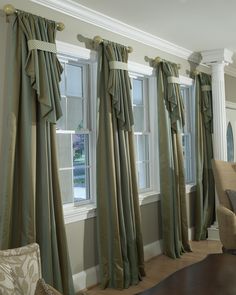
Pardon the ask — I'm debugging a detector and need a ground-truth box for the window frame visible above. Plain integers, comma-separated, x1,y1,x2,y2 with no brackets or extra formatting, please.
180,77,196,186
56,46,97,214
131,75,151,192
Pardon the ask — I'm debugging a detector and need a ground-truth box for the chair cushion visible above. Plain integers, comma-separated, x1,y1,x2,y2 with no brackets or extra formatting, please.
34,278,62,295
0,263,21,294
226,190,236,213
0,243,41,295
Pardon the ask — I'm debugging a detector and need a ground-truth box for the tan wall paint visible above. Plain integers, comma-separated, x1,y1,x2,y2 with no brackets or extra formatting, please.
0,15,7,156
225,74,236,103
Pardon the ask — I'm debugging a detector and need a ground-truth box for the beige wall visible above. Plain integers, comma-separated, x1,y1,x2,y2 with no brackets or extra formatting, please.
0,15,7,156
225,74,236,103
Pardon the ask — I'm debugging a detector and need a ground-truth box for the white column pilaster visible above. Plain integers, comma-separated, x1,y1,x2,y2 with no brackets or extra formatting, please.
201,49,233,240
201,49,233,161
211,62,228,161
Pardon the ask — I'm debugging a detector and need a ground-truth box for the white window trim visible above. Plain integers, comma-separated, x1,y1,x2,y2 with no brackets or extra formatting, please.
64,183,196,224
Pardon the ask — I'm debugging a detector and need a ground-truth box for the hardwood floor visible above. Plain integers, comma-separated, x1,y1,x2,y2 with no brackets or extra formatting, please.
84,240,222,295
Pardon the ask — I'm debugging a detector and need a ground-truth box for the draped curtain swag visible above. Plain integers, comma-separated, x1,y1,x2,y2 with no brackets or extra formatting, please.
156,60,191,258
96,40,145,289
0,12,74,294
194,73,215,240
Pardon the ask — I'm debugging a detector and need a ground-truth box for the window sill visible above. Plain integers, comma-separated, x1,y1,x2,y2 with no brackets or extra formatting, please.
139,191,160,205
64,203,96,224
186,183,196,193
64,185,196,224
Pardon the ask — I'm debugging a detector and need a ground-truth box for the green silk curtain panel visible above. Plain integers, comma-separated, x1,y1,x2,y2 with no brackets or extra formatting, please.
194,73,215,240
0,12,74,295
156,61,191,258
96,41,145,289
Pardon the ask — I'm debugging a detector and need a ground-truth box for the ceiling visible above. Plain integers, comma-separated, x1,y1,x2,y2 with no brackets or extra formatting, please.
73,0,236,54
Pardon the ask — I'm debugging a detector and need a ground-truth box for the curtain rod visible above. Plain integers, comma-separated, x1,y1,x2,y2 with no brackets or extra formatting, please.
93,35,133,53
3,4,65,31
145,55,181,69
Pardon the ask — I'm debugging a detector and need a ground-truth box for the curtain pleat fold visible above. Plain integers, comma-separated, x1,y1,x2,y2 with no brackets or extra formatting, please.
96,41,145,289
194,73,215,240
0,12,74,295
156,61,191,258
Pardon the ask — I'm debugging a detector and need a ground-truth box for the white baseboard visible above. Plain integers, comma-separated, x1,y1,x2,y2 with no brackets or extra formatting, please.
73,239,163,292
207,224,220,241
188,227,195,241
144,239,163,261
73,265,99,293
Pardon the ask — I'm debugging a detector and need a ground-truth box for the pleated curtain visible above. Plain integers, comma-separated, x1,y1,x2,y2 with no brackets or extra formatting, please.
96,41,145,289
156,61,191,258
0,12,74,294
194,73,215,240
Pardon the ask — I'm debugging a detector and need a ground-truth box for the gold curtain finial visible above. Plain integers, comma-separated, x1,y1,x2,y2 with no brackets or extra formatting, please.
93,35,103,45
3,4,15,15
92,35,133,53
193,70,200,76
155,57,162,64
145,55,181,69
56,22,65,31
2,4,65,31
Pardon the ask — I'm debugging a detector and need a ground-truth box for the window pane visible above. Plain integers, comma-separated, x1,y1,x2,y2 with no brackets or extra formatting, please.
59,169,74,204
136,135,149,161
182,133,193,183
57,97,66,130
73,167,90,203
67,98,84,131
66,64,83,97
56,58,92,205
56,133,72,168
73,134,90,203
137,163,150,190
133,79,143,105
133,106,144,132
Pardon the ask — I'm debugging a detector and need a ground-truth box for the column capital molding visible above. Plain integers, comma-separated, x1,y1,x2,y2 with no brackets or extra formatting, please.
201,48,233,66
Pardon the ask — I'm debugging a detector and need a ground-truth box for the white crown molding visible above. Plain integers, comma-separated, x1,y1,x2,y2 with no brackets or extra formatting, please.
31,0,202,64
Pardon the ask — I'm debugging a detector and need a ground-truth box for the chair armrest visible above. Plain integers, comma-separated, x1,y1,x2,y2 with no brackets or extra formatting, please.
217,205,236,249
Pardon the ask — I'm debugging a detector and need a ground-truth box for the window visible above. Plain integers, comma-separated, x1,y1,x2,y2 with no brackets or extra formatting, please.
56,56,95,206
181,85,195,184
131,76,151,191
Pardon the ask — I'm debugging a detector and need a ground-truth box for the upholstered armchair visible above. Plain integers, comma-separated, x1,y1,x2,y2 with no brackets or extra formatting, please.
212,159,236,251
0,243,62,295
